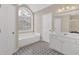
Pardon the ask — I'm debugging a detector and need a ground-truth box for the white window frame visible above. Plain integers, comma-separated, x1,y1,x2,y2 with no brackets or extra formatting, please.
18,5,34,33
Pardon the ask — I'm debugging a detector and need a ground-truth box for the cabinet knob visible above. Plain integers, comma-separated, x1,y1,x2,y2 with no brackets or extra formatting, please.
12,32,15,34
0,29,1,33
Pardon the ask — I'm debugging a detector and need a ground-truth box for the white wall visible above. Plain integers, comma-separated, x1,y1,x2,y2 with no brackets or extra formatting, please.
34,13,41,33
34,13,44,41
54,16,61,33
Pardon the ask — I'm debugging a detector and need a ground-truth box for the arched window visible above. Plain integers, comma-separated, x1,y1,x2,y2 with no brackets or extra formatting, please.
18,5,34,33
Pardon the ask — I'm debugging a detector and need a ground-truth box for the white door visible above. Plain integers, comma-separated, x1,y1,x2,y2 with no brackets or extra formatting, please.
54,16,61,33
42,13,52,42
0,4,16,55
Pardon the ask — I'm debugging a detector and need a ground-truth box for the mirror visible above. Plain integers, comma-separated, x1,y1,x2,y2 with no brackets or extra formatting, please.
53,10,79,34
69,15,79,33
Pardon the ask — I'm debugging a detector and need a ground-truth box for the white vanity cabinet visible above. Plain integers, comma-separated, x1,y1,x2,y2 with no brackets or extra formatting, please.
50,33,79,55
62,41,79,55
50,34,63,52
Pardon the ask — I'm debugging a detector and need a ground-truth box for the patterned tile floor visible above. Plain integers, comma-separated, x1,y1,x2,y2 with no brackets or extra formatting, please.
13,41,63,55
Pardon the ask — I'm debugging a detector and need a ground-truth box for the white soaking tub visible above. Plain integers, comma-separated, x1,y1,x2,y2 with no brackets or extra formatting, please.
19,33,40,47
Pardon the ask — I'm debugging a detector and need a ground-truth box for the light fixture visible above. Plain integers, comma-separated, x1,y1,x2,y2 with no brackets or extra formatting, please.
66,6,70,10
62,8,65,10
71,6,76,10
57,6,77,13
58,9,62,12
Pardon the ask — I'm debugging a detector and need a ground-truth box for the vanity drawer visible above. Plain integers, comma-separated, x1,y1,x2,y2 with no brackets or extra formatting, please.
62,42,79,55
57,36,76,43
53,35,56,39
50,34,56,39
76,40,79,45
50,38,63,52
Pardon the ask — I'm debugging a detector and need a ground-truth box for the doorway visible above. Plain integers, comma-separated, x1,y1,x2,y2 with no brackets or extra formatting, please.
42,13,52,42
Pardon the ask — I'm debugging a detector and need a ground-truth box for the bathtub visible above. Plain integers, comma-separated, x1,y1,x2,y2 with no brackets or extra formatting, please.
19,33,40,47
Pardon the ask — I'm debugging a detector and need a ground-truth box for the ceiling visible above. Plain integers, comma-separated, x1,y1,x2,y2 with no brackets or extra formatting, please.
27,4,52,12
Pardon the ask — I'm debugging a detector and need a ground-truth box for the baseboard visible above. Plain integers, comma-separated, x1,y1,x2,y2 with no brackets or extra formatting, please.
12,48,19,55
